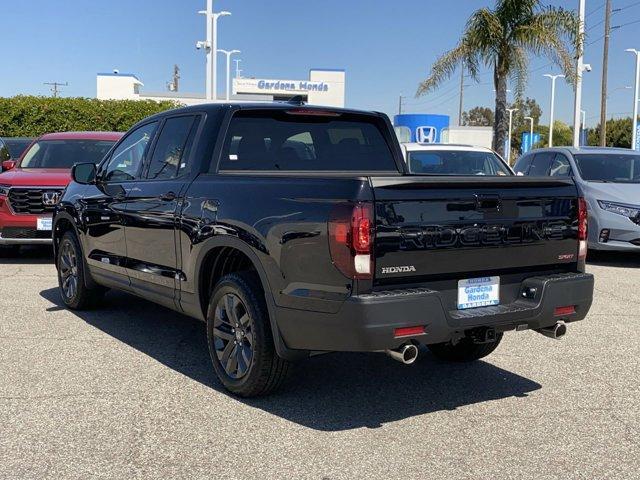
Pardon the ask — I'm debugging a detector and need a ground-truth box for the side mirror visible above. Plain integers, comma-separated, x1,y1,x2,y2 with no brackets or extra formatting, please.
1,160,16,171
71,162,97,185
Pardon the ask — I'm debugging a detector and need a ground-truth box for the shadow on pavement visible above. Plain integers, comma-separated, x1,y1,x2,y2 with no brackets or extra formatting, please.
587,250,640,268
0,245,53,265
40,286,542,431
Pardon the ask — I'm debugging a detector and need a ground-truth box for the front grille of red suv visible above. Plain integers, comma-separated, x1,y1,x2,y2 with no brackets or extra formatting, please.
0,227,51,239
7,188,63,214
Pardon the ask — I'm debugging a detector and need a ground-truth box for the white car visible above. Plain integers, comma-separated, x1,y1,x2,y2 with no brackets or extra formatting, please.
400,143,514,176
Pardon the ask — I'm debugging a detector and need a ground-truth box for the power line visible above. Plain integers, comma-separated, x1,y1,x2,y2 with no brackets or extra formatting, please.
612,17,640,29
586,0,606,18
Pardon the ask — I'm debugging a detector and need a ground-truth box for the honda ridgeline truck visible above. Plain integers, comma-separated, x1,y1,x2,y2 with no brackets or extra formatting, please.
53,103,594,397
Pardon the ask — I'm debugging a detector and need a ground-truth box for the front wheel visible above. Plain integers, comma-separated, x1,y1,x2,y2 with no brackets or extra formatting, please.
427,333,503,362
56,231,105,310
206,272,291,397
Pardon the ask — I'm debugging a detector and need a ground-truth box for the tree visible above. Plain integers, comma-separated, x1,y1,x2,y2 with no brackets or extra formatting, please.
587,118,632,148
416,0,579,157
461,106,494,126
509,97,543,153
533,121,573,148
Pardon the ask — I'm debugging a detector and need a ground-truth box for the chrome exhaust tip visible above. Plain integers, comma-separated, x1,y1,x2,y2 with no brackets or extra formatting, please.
536,322,567,340
386,344,419,365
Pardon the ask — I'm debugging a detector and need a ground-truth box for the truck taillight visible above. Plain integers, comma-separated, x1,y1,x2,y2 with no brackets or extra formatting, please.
328,203,373,279
578,197,588,258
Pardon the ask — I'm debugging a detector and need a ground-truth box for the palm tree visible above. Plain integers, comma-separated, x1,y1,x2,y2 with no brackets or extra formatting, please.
416,0,579,157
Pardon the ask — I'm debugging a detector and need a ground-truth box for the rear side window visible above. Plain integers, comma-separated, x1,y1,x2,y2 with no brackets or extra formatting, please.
146,116,197,180
528,152,555,176
219,110,397,172
549,154,572,177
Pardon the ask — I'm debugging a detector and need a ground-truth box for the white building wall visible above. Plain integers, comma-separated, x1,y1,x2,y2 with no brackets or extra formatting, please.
97,68,346,107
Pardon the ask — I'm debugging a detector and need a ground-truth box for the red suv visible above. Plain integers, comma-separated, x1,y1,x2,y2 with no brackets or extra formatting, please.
0,131,122,249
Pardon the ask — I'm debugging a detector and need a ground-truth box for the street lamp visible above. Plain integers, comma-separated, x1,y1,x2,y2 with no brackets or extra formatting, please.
218,49,241,101
544,74,565,147
198,1,231,100
626,48,640,150
524,116,534,151
507,108,518,163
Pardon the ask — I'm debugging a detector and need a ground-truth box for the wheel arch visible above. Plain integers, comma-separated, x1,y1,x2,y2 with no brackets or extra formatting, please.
194,236,306,361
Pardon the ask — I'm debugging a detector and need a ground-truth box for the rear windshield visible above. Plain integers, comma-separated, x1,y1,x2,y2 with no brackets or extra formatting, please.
574,153,640,183
20,140,115,169
219,110,398,172
407,149,512,176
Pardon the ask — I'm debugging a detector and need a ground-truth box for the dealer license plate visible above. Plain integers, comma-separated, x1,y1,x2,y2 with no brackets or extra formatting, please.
457,276,500,310
36,217,53,231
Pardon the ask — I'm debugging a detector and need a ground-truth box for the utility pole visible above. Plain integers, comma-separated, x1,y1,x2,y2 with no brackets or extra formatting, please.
458,62,465,126
599,0,612,146
173,64,180,92
398,95,404,115
507,108,518,164
44,82,68,97
167,65,180,92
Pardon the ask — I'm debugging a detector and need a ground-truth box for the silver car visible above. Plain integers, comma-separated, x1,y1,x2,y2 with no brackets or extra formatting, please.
514,147,640,251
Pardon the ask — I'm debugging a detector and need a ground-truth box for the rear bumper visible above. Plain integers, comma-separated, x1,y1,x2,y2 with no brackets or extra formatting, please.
276,272,594,352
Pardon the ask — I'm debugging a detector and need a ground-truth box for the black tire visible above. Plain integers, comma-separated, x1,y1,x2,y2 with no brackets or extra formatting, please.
206,272,291,397
427,333,503,362
56,231,105,310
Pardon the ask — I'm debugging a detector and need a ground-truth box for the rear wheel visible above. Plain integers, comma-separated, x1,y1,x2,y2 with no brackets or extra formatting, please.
56,231,105,310
427,333,503,362
206,272,291,397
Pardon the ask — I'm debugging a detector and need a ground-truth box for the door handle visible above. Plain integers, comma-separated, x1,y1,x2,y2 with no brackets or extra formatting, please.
160,191,177,201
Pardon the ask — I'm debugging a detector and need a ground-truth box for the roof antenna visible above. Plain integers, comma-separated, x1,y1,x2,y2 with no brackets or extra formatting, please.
287,95,306,105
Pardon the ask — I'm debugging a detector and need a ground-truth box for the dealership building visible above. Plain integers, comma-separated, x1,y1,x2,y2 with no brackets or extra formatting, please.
96,68,345,107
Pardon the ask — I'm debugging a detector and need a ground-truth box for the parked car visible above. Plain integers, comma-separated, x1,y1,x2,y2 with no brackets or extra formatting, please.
53,103,594,397
0,137,34,171
0,131,122,250
514,147,640,251
400,143,513,175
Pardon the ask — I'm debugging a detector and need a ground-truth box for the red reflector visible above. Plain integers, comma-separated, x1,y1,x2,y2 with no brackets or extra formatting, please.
394,326,425,337
554,305,576,317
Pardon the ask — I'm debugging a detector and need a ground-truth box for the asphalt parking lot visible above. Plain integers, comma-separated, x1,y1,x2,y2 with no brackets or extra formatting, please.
1,248,639,480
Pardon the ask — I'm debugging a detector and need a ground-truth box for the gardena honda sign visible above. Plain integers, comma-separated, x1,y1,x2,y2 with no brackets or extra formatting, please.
234,78,329,94
232,69,346,107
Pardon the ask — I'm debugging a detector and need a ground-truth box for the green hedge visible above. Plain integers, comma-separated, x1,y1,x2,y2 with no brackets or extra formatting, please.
0,96,179,137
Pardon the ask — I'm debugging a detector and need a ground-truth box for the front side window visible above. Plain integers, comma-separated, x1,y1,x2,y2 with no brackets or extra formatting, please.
513,155,533,175
146,116,196,180
219,110,397,172
103,122,157,182
406,150,511,176
574,154,640,183
19,140,116,169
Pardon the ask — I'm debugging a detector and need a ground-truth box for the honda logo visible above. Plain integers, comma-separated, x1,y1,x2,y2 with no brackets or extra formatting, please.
42,191,61,206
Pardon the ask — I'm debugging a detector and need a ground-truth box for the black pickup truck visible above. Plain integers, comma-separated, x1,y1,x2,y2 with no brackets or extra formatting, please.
53,103,594,396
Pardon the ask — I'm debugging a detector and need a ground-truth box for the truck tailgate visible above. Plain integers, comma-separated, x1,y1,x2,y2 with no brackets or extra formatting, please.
372,176,580,284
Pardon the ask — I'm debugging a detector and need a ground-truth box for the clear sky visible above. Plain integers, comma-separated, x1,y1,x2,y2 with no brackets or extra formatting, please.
2,0,640,127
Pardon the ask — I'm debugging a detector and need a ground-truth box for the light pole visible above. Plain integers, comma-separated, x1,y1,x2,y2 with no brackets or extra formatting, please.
507,108,518,163
525,116,534,151
234,59,242,79
198,2,231,100
218,49,241,101
572,0,586,148
544,74,565,147
626,48,640,150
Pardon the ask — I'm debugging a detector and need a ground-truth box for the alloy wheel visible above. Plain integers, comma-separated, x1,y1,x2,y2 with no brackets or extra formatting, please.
213,293,254,379
59,241,79,300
